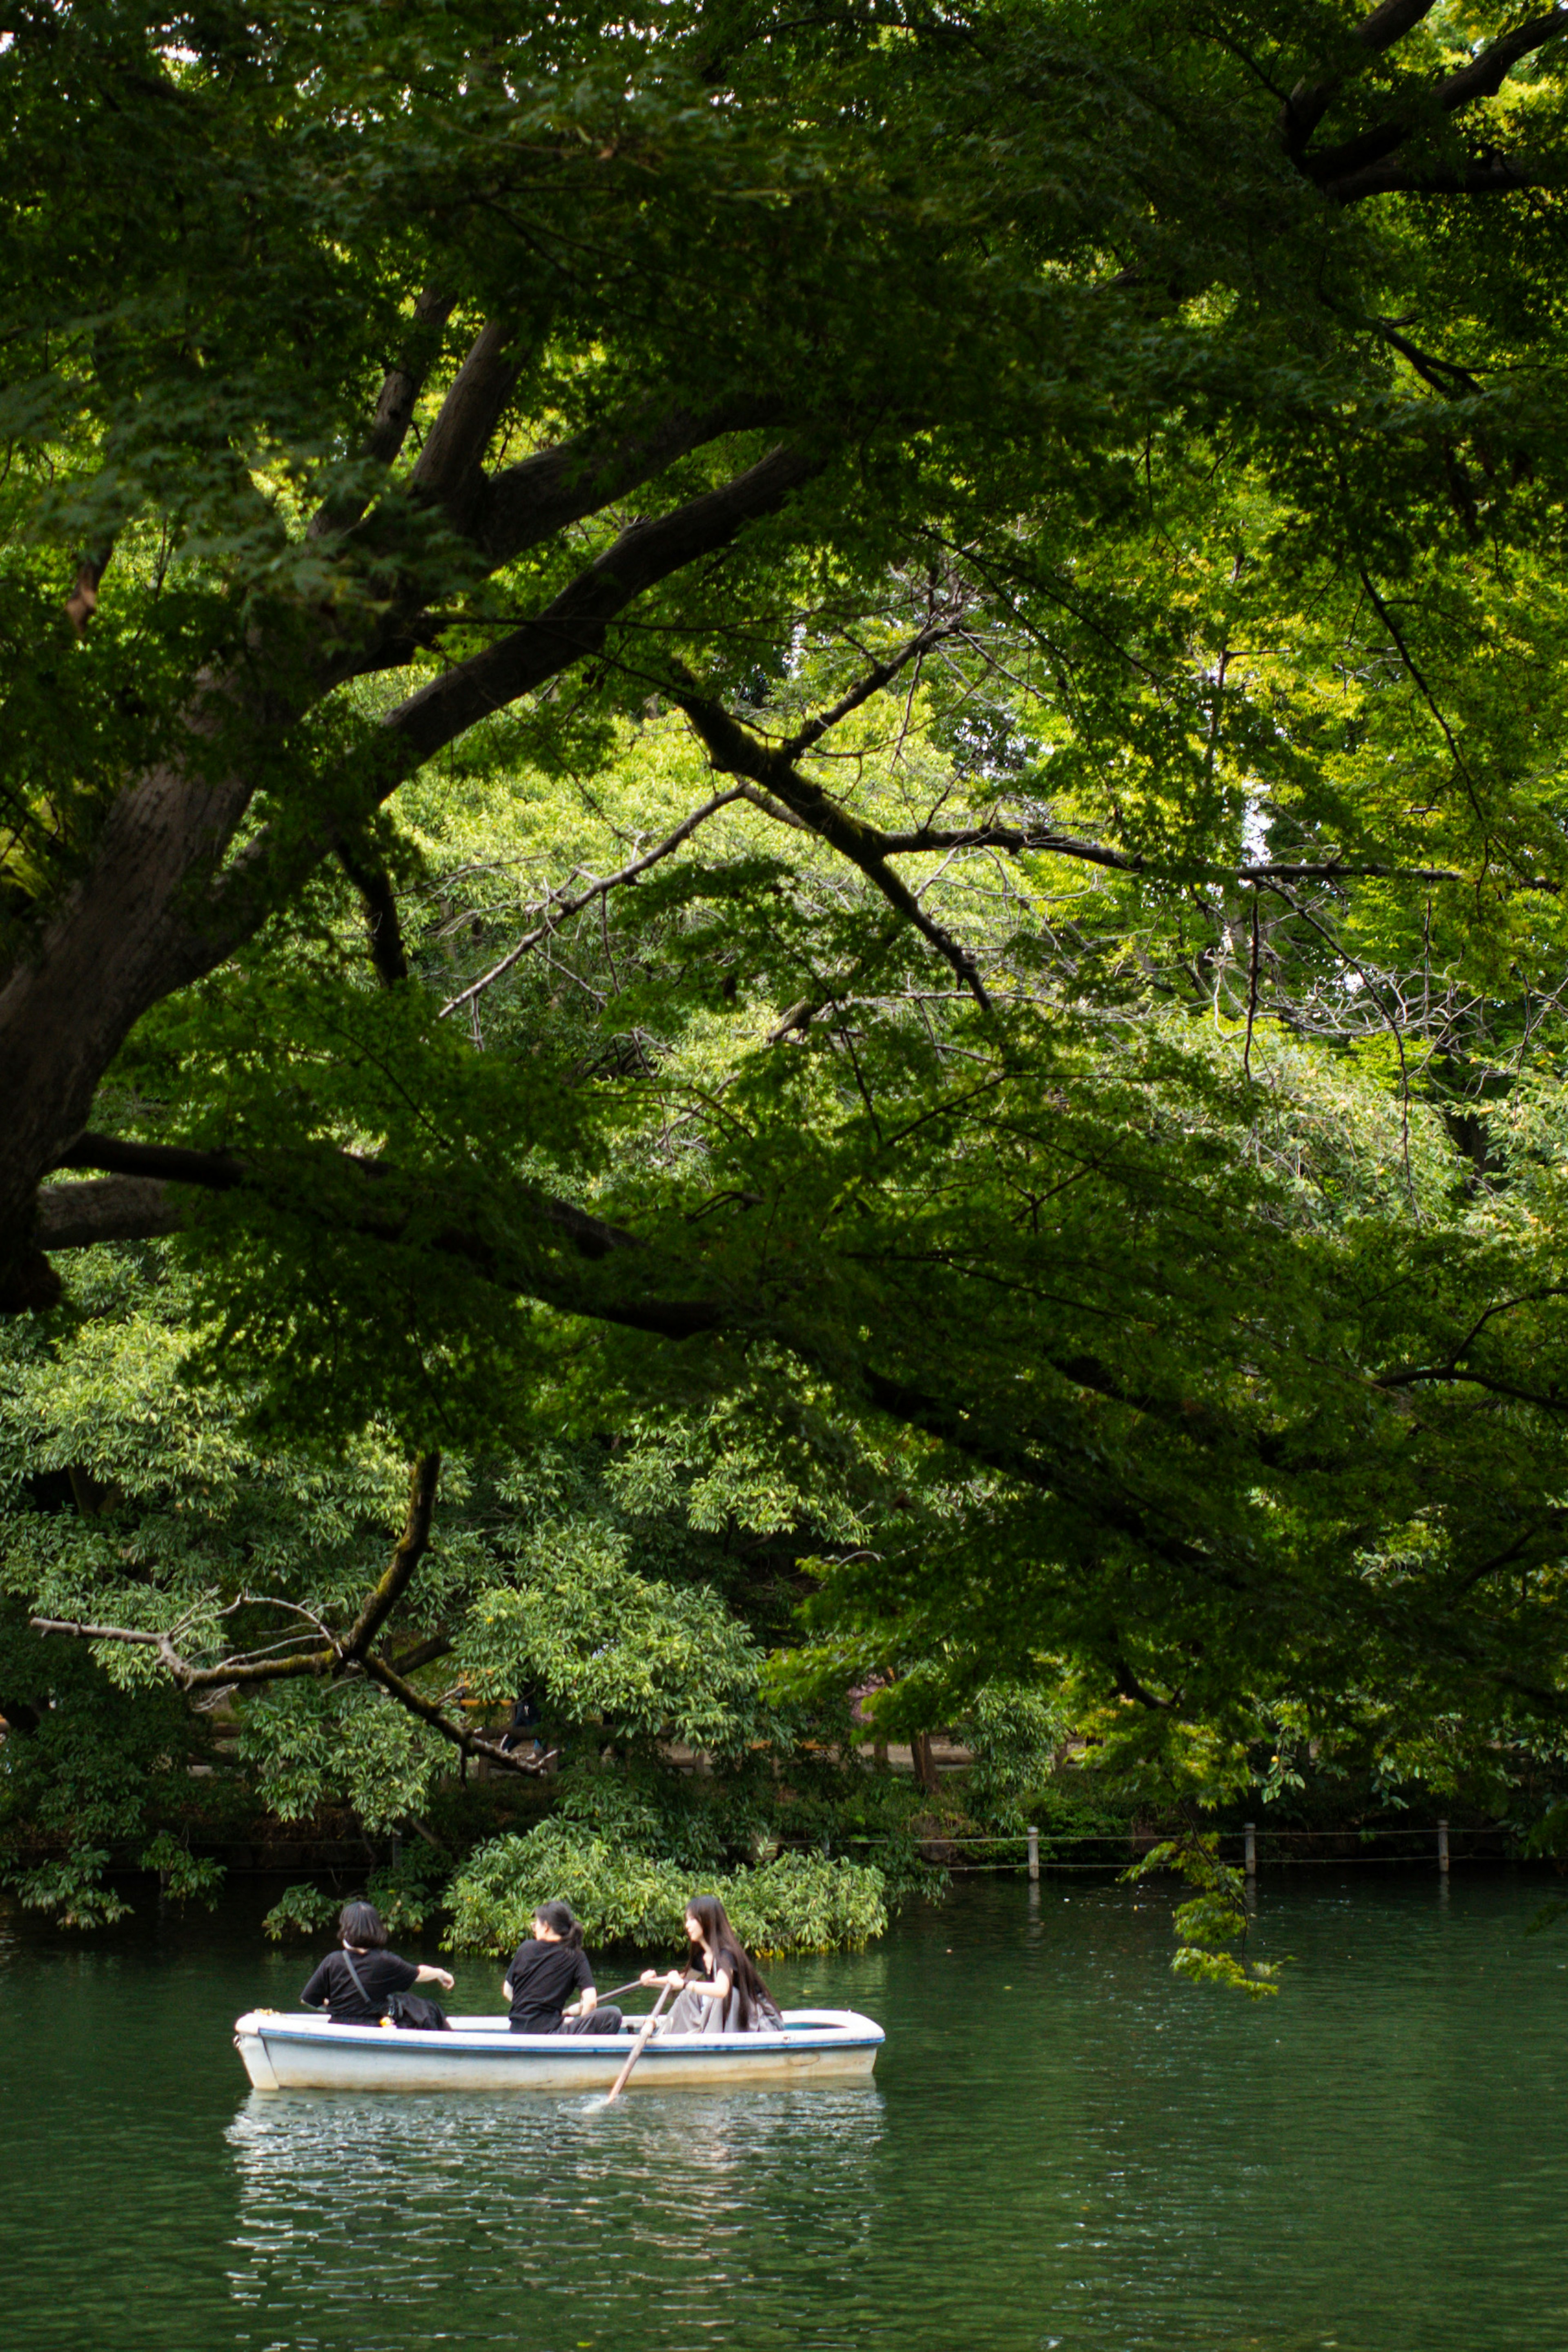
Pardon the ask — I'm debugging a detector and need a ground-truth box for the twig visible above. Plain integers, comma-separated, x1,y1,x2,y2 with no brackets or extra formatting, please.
438,789,745,1019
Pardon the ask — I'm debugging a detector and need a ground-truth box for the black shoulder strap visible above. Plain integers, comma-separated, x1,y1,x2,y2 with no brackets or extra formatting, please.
339,1946,377,2008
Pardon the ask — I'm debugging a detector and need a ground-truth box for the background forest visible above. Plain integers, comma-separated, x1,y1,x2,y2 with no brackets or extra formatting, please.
4,0,1568,1990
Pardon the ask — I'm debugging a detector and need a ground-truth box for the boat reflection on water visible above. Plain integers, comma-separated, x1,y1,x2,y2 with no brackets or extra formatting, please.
225,2084,886,2348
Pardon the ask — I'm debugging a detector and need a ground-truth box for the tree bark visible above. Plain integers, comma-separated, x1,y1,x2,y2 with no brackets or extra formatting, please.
0,440,820,1271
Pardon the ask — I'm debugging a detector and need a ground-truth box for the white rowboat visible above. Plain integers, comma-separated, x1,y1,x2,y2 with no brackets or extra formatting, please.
234,2006,884,2092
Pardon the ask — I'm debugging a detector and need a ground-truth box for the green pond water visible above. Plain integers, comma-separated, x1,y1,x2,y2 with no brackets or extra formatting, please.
1,1869,1561,2352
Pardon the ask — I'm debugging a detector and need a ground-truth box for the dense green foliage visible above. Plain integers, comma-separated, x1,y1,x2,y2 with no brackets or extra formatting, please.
445,1821,887,1960
4,1,1568,1981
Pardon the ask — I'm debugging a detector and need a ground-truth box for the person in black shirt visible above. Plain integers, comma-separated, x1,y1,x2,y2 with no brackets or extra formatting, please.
503,1900,624,2036
301,1900,455,2026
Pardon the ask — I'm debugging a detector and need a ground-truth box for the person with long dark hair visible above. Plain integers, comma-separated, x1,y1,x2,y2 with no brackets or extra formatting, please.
503,1900,625,2036
640,1893,784,2034
300,1900,454,2026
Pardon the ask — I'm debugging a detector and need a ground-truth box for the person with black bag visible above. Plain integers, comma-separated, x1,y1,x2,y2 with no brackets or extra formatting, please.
301,1900,454,2030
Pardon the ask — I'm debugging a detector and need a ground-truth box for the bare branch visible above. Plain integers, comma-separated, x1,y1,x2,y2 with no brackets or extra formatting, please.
670,682,993,1008
360,1651,557,1777
438,788,747,1020
26,1453,549,1772
781,621,962,760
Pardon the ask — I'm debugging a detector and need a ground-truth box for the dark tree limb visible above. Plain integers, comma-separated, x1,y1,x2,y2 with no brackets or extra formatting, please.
381,442,824,772
670,680,993,1007
1304,7,1568,189
468,398,782,573
34,1139,722,1340
781,620,962,759
198,443,824,965
334,834,411,986
340,1455,442,1662
27,1450,554,1776
360,1651,559,1777
407,317,521,533
63,542,114,635
1280,0,1439,161
1328,155,1539,203
308,286,457,540
47,1131,642,1260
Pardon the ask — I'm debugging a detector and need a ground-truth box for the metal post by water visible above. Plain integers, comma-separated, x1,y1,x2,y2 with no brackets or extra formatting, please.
1437,1819,1450,1874
1027,1826,1040,1882
1243,1822,1256,1878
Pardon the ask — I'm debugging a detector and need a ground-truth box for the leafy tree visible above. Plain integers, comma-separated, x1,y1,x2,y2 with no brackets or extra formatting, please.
4,0,1568,1963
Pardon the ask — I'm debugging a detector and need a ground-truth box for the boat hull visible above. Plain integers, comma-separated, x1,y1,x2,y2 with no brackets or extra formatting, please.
233,2008,883,2093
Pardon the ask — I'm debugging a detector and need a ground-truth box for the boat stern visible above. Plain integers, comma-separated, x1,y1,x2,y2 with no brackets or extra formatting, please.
233,2011,281,2092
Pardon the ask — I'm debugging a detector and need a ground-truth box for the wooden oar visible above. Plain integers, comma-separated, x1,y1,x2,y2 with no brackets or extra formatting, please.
604,1978,674,2102
597,1977,655,2004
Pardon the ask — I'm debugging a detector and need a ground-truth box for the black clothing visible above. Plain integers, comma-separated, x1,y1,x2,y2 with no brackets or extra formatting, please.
505,1936,596,2033
510,2004,624,2038
301,1946,419,2025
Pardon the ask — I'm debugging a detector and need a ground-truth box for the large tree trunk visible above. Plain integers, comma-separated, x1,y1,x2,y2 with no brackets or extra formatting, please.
0,749,264,1253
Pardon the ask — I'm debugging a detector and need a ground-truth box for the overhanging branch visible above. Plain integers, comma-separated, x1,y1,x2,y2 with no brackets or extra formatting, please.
27,1450,555,1777
670,678,993,1007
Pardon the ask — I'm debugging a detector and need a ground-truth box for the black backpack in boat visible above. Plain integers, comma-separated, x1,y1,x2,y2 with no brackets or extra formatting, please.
340,1946,452,2031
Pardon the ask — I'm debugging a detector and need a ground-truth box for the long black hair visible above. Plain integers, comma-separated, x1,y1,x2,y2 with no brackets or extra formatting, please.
534,1899,584,1951
684,1893,771,2026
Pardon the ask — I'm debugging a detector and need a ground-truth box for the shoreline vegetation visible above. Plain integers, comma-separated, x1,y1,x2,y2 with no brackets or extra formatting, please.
2,1702,1531,1962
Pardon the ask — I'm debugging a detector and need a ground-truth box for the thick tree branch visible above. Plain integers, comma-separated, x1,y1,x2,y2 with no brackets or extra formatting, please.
1304,8,1568,190
1280,0,1439,160
48,1130,641,1257
0,421,822,1236
36,1137,724,1340
1327,155,1541,203
52,1133,248,1188
341,1454,441,1662
469,399,782,573
35,1175,188,1249
195,443,824,971
359,1651,558,1777
407,317,521,534
334,834,410,986
382,442,824,773
308,286,457,540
